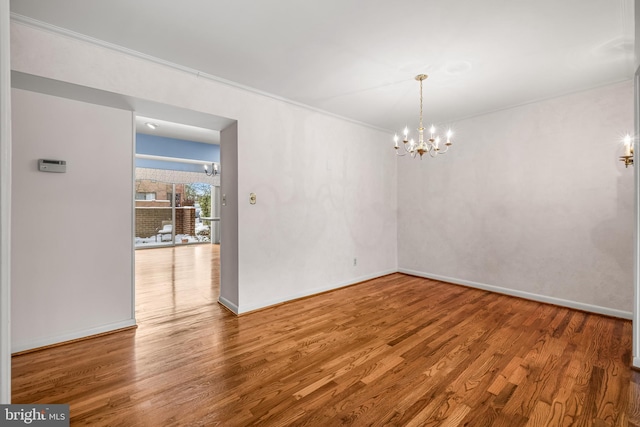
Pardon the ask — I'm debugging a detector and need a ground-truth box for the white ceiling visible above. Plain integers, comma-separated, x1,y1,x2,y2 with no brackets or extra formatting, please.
136,116,220,144
10,0,635,135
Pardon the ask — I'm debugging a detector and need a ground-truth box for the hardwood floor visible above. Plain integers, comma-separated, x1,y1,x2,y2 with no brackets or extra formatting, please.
12,244,640,426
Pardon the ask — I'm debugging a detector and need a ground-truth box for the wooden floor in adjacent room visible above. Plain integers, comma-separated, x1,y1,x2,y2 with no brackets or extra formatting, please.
12,244,640,426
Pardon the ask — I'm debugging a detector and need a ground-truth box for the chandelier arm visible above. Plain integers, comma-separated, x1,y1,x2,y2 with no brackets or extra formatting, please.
394,140,413,155
406,141,419,155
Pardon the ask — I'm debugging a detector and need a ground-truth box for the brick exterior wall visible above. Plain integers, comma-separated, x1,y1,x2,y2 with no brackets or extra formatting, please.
135,206,196,238
176,208,195,237
135,181,187,206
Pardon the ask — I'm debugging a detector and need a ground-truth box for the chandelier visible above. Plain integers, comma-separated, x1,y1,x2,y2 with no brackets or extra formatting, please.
394,74,453,159
203,163,219,176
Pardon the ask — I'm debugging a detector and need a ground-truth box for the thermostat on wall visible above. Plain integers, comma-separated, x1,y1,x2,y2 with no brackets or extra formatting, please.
38,159,67,173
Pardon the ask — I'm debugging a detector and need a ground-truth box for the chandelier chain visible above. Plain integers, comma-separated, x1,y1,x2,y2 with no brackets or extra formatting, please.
419,77,423,130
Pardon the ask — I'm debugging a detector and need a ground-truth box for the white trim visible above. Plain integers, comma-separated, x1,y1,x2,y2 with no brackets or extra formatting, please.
9,13,390,135
0,0,11,404
443,78,633,125
130,114,137,325
235,269,397,314
9,14,633,133
218,296,239,315
135,154,219,167
633,66,640,373
135,167,219,186
399,268,633,320
634,357,640,369
11,319,137,354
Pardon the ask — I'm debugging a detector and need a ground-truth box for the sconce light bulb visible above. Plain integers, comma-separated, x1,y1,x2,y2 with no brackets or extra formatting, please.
623,134,633,157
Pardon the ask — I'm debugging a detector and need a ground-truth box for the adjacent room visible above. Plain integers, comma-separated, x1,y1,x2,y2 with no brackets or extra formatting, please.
134,117,221,248
1,0,639,425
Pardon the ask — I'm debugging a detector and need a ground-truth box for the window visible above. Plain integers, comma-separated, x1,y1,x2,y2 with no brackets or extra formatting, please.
135,192,156,200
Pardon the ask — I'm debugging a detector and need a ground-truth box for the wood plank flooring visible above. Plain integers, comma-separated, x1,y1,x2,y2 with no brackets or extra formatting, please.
11,244,640,426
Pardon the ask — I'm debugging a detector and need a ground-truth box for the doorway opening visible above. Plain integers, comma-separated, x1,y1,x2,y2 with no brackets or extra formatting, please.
7,70,240,358
133,115,224,319
133,115,220,249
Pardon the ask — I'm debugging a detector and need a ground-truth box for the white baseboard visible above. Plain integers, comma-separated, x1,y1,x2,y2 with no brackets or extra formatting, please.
235,269,397,314
12,318,137,354
218,296,239,315
399,268,633,320
634,357,640,370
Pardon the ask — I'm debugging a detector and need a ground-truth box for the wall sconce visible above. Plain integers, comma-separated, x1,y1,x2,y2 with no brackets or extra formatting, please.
619,134,634,168
204,163,219,176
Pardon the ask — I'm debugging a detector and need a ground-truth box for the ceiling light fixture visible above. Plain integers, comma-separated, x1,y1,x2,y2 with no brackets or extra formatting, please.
145,122,158,130
204,163,219,176
394,74,453,159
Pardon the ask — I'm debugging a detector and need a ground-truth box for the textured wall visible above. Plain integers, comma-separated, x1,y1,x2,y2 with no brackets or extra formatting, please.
10,22,397,315
0,0,11,402
11,89,135,352
220,123,239,310
399,81,634,314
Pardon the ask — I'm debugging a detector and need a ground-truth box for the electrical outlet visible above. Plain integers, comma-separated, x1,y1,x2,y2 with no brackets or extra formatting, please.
353,258,357,266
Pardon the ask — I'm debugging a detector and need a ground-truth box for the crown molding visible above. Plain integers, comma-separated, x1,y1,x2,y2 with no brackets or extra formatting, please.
10,13,392,134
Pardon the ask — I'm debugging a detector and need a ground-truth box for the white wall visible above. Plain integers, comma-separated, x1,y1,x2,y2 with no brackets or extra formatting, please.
5,12,635,358
632,0,640,372
0,0,11,403
636,0,640,69
399,81,635,316
633,66,640,368
238,109,398,312
11,88,135,352
10,22,398,316
219,122,239,311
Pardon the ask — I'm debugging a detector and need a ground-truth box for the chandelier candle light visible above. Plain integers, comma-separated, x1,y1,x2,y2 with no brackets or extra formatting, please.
394,74,453,159
620,134,634,168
